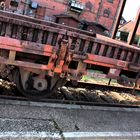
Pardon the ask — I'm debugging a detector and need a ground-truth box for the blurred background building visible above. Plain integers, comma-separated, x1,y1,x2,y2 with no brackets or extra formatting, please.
1,0,122,36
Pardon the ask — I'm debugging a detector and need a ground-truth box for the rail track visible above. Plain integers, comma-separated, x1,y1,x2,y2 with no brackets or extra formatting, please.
0,79,140,108
66,80,140,93
0,94,140,109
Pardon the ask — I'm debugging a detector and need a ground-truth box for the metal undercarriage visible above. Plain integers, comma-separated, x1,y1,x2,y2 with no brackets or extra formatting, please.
0,10,140,98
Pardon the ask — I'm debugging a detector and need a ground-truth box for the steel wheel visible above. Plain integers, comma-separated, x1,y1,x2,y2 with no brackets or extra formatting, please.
14,69,51,99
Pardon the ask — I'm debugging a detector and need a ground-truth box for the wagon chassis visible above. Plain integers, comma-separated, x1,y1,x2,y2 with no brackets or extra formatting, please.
0,10,140,98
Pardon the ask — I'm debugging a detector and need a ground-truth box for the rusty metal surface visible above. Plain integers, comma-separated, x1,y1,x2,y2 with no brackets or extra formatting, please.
0,10,140,83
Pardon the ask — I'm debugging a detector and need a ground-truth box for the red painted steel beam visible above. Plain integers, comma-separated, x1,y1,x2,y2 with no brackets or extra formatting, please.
127,7,140,45
0,58,53,70
0,37,53,56
111,0,126,39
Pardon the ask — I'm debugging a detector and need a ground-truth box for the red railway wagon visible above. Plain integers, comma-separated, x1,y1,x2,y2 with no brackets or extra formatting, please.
0,10,140,98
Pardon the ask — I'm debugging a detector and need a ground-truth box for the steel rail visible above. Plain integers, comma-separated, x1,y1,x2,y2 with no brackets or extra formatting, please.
0,94,139,108
66,81,140,94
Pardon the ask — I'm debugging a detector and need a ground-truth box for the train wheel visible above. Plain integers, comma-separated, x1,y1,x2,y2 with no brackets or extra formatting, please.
14,69,51,99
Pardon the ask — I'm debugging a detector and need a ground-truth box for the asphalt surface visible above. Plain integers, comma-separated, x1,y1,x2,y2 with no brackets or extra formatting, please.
0,99,140,140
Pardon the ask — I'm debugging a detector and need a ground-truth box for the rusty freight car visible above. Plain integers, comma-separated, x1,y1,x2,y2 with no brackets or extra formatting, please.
0,1,140,98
